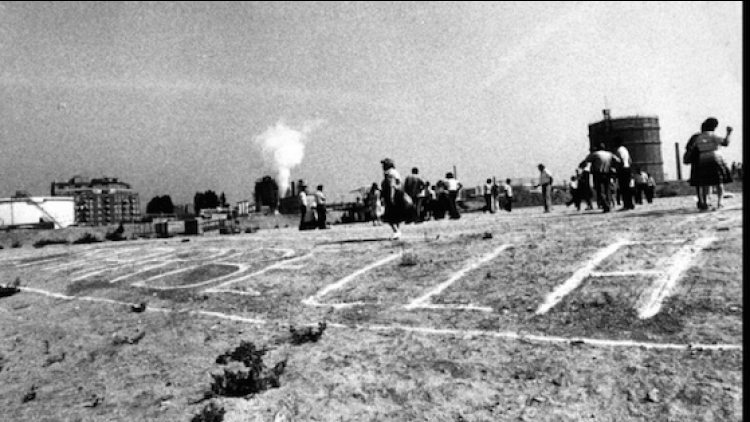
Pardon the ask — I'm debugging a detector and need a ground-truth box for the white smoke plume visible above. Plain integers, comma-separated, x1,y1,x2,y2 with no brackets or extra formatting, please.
254,119,324,198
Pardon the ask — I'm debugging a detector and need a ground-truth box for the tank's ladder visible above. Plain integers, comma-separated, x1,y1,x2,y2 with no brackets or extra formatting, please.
16,192,63,229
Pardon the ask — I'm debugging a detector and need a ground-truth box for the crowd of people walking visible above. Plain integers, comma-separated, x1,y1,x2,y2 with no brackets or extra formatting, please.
297,116,735,232
374,160,470,239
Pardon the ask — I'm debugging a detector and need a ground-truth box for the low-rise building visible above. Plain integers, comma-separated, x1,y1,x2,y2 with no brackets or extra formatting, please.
236,200,251,216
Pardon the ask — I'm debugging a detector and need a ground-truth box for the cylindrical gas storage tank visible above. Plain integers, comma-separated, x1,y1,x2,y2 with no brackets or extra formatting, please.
588,111,665,183
0,196,75,229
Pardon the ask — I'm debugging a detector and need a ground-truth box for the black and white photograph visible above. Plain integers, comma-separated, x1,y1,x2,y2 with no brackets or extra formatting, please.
0,2,742,421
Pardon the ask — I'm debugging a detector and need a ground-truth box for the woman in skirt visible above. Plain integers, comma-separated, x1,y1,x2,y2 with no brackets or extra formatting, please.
685,117,733,210
380,158,412,240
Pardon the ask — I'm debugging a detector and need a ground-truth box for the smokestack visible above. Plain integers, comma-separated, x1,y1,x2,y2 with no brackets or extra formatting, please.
675,142,682,181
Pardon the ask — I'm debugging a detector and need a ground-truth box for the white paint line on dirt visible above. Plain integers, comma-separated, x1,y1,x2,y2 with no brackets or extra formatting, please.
42,249,169,272
112,246,175,258
43,260,97,272
18,286,163,309
588,270,662,277
412,304,493,312
204,253,312,293
71,266,120,281
204,289,262,296
169,249,233,263
405,244,511,310
301,254,401,308
16,256,69,268
17,286,266,323
195,310,267,324
634,240,688,245
15,286,741,351
536,239,630,315
132,266,199,287
70,254,177,281
0,250,47,263
133,263,249,290
362,324,743,351
307,301,367,309
637,237,717,319
108,261,173,284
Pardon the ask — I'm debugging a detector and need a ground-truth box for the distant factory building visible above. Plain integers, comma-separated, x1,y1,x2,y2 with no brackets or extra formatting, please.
0,191,75,229
588,110,665,183
51,176,141,226
254,176,279,212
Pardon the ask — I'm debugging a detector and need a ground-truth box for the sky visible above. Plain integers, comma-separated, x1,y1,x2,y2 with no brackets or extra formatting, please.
0,1,743,206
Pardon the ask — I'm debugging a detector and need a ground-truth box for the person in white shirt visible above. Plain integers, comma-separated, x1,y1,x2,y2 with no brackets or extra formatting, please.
645,173,656,204
615,137,635,210
444,172,462,219
579,143,621,213
381,158,407,239
314,185,327,229
575,165,594,210
633,168,649,205
403,167,425,223
491,179,502,213
367,183,383,226
298,186,309,230
482,178,494,213
537,164,553,213
417,181,430,221
502,178,514,212
565,175,581,210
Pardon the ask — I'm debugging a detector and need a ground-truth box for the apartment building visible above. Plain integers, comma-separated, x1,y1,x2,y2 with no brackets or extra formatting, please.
51,176,141,226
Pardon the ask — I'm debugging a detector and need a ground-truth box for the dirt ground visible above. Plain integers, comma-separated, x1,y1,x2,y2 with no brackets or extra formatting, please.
0,192,742,421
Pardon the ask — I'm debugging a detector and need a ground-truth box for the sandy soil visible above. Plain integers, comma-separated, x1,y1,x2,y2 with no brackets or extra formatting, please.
0,193,742,421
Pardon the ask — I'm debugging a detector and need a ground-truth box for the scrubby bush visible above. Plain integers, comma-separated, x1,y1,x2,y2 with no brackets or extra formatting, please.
400,251,419,266
290,322,327,345
33,238,69,248
210,341,286,397
190,402,225,422
73,233,102,244
215,341,267,367
105,232,126,241
11,241,22,248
